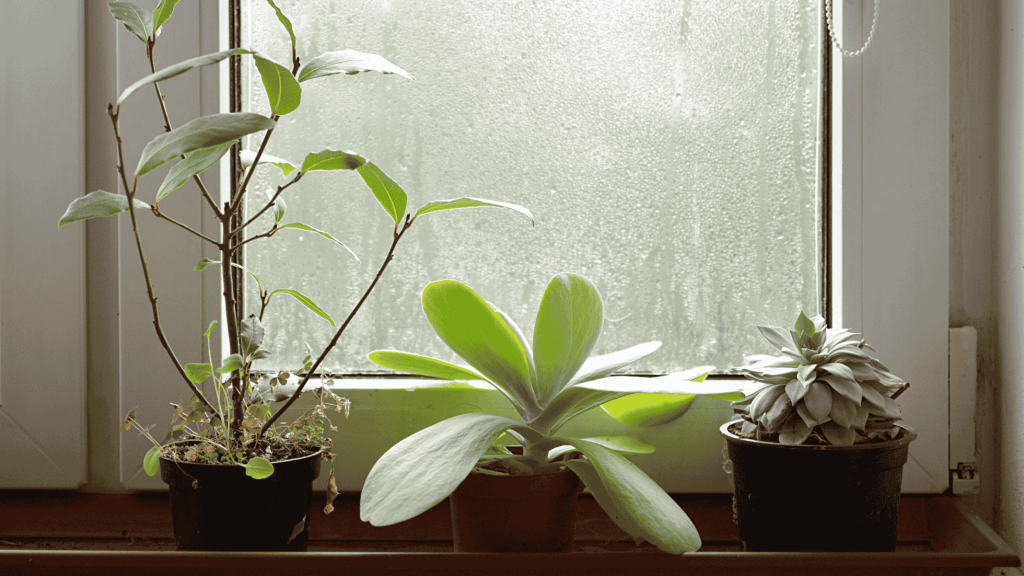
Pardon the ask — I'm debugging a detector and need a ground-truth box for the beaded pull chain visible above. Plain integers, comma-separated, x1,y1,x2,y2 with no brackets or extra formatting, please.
824,0,879,58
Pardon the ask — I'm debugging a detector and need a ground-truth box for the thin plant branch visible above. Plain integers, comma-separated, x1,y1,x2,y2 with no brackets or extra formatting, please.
231,173,303,237
151,206,221,245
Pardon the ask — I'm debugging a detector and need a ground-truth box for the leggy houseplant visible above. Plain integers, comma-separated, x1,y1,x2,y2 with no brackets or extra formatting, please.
360,273,743,553
58,0,531,551
721,312,916,551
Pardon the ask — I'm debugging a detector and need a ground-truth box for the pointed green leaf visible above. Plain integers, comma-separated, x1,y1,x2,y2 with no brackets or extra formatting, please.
360,413,518,526
218,354,245,374
58,190,150,228
203,320,218,339
299,49,413,82
804,380,833,423
356,161,407,224
240,149,296,176
143,445,162,476
572,369,740,397
533,273,604,404
254,55,301,116
244,456,275,479
368,351,485,382
421,280,539,420
413,197,534,225
279,222,358,262
757,325,794,352
136,113,275,177
829,393,857,429
152,0,180,33
108,2,153,43
271,194,286,223
581,435,656,454
820,374,862,405
156,142,233,201
563,439,701,553
601,394,697,428
264,0,296,53
118,48,251,105
239,316,265,356
269,289,335,326
299,149,366,172
193,257,217,271
231,262,264,296
532,387,625,436
794,311,816,338
567,341,662,386
183,362,215,384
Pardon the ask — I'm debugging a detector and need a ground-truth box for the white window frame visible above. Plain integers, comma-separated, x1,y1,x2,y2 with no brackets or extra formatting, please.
101,0,950,493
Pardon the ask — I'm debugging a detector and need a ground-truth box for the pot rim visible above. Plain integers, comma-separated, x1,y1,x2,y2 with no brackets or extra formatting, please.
158,443,324,467
719,420,917,451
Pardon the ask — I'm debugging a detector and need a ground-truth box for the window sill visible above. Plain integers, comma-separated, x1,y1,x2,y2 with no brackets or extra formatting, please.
0,494,1017,575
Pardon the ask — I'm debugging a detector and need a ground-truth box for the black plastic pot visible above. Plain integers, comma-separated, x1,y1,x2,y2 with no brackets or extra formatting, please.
159,449,322,551
721,421,917,552
449,467,583,552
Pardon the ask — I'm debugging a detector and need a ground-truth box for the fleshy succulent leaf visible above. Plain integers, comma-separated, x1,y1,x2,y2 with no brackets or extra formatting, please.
368,350,485,383
533,273,604,404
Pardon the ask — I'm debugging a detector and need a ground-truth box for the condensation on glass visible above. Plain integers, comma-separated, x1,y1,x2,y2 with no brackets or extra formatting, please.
240,0,822,375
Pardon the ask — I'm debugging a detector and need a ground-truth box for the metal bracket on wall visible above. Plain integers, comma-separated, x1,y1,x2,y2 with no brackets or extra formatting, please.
949,327,980,495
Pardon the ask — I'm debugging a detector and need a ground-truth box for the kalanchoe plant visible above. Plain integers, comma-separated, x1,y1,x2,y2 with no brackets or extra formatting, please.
62,1,531,485
733,312,910,446
359,273,743,553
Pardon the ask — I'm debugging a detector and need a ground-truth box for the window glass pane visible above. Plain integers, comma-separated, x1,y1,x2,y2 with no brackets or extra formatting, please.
240,0,822,375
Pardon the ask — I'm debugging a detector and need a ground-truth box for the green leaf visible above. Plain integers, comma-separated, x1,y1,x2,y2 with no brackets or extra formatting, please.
240,149,296,176
601,394,697,428
413,197,534,225
118,48,251,105
794,311,816,338
299,149,366,172
298,49,413,82
360,413,518,526
143,445,162,476
573,368,740,397
203,320,217,339
368,350,485,382
219,354,245,374
563,439,701,554
530,387,625,436
254,55,301,116
58,190,150,228
581,435,656,454
804,380,833,423
136,113,276,177
356,162,407,224
269,289,335,326
567,341,663,386
194,257,217,271
533,273,604,404
151,0,180,33
279,222,358,262
421,280,540,420
184,363,215,384
156,142,233,201
264,0,296,54
271,194,286,223
108,2,153,43
244,456,275,479
239,316,265,356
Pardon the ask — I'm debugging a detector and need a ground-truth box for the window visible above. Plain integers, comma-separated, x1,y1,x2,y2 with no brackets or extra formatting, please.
239,0,825,375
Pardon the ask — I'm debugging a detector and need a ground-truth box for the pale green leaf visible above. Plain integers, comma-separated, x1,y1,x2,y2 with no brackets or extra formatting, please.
533,273,604,404
360,413,518,526
269,289,335,326
218,354,245,374
203,320,217,339
820,421,857,446
193,257,217,271
239,316,264,356
563,439,701,553
136,113,275,177
413,197,534,225
298,49,413,82
299,149,366,172
254,55,301,116
572,369,740,397
244,456,275,479
829,393,857,429
779,415,814,445
600,394,697,428
58,190,150,228
820,374,862,405
183,363,215,384
240,149,296,176
272,194,286,223
794,311,816,338
531,387,625,436
421,280,539,420
368,351,485,382
143,445,162,476
156,142,233,201
804,380,833,423
567,341,662,386
279,222,358,262
151,0,180,33
108,2,153,43
580,435,656,454
356,161,407,224
264,0,296,53
118,48,251,105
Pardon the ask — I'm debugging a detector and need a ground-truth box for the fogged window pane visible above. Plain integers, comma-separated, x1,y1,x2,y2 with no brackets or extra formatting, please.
240,0,822,375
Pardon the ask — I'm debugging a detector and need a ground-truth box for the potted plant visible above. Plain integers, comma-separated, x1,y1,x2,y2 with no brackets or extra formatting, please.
59,0,532,551
359,272,744,553
721,312,916,551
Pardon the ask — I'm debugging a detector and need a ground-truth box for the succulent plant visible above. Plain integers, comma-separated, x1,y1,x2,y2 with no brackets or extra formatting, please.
733,312,909,446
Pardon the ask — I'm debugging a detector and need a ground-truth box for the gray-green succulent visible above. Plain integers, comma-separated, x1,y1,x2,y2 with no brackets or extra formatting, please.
733,312,908,446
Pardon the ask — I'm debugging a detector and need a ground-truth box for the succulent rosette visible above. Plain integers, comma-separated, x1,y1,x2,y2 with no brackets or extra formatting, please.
733,312,908,446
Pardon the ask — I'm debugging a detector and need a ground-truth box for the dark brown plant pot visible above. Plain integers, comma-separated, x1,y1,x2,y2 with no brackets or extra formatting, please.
159,449,322,551
721,421,917,552
449,467,583,552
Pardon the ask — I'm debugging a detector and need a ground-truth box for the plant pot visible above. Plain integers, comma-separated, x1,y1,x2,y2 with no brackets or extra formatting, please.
449,467,583,552
159,448,322,551
720,421,917,552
